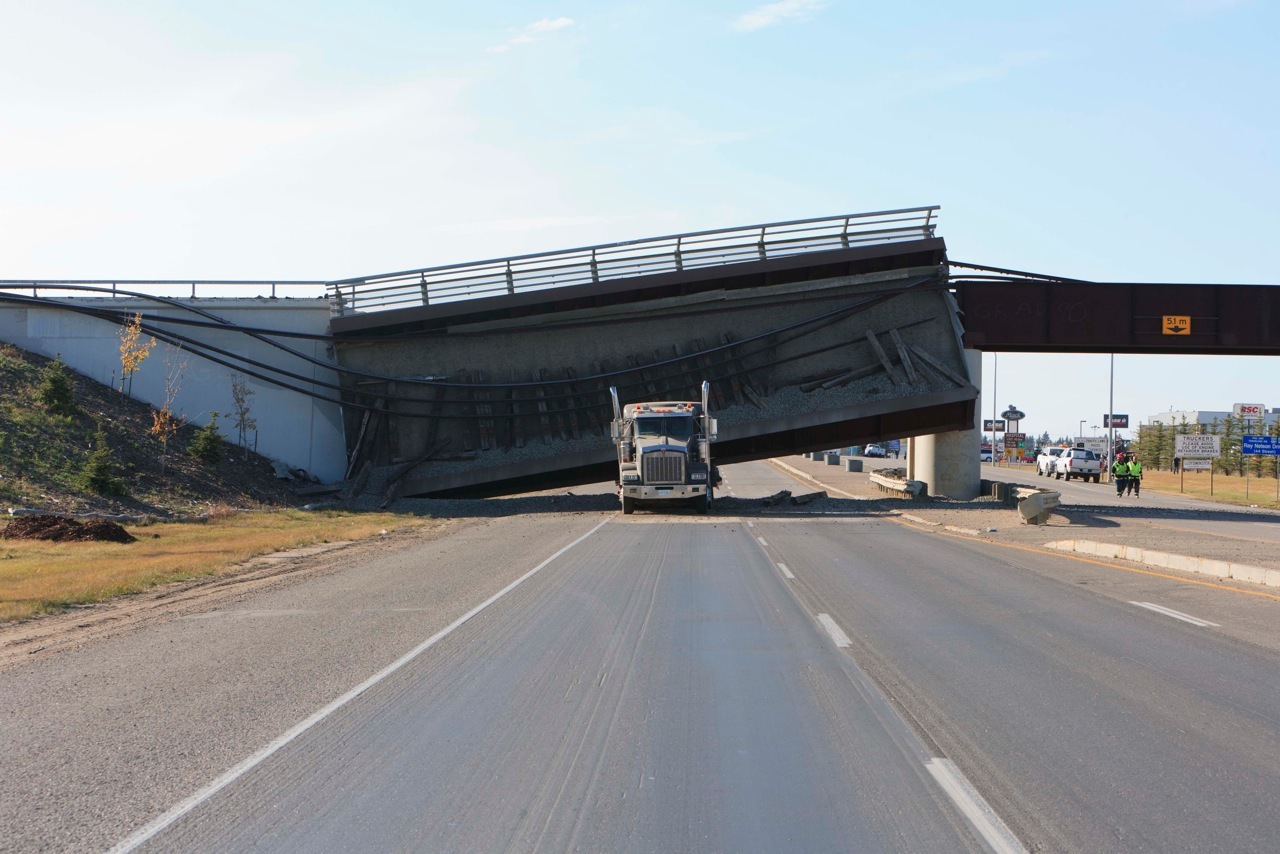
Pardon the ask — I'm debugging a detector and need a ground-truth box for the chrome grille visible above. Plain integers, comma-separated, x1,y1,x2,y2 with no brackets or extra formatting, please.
643,451,686,485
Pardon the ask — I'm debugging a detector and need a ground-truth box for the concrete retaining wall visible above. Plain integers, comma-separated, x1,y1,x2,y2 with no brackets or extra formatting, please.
0,298,346,482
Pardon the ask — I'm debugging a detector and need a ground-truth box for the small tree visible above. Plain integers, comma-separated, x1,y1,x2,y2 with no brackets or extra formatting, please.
119,313,156,397
79,425,127,496
229,373,257,460
190,412,224,466
149,346,189,475
38,354,79,418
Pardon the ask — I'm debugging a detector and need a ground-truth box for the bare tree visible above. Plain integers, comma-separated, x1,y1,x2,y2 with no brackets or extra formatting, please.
149,345,189,475
229,373,258,460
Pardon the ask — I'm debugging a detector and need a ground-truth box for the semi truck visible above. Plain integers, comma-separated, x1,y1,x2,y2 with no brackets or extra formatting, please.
611,381,719,514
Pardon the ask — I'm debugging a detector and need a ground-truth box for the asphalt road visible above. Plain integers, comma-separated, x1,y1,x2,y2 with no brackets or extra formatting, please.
7,462,1280,852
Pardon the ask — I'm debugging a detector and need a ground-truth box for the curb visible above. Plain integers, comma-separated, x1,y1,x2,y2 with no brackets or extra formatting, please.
1044,539,1280,589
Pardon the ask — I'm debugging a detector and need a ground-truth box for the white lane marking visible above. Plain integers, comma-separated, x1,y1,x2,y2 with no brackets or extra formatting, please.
757,536,768,546
108,519,611,854
926,758,1027,854
777,562,795,580
746,520,755,528
1130,601,1219,627
816,613,851,648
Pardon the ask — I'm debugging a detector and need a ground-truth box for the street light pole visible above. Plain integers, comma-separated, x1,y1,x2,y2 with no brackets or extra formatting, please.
1108,353,1115,482
1079,420,1086,443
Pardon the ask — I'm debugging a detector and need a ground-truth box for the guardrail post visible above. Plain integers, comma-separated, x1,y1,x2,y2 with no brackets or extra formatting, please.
506,261,515,295
191,282,197,299
590,249,600,283
674,236,684,271
758,226,767,261
420,272,430,306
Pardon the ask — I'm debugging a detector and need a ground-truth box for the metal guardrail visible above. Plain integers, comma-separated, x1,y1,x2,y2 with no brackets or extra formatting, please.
0,280,326,300
327,207,939,316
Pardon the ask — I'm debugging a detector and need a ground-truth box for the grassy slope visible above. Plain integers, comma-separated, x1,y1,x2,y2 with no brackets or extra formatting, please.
0,342,298,515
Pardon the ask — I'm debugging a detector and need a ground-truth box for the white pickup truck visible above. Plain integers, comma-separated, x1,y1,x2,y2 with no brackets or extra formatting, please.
1036,447,1066,477
1053,447,1102,482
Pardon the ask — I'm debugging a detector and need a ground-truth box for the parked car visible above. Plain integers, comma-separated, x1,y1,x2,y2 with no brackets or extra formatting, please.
863,444,887,458
1054,447,1102,482
979,450,992,462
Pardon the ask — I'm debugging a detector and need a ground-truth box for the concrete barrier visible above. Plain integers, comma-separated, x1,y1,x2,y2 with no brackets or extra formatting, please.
844,459,863,472
825,452,841,465
869,472,926,499
1016,488,1060,525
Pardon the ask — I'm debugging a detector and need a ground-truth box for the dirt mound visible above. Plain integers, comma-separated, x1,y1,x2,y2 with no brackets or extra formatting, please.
1,514,136,543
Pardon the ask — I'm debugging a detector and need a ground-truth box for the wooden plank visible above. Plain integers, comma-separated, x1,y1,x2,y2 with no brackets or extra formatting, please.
509,369,525,449
909,344,969,386
864,330,903,387
534,369,553,445
563,368,583,439
888,328,919,384
474,369,495,451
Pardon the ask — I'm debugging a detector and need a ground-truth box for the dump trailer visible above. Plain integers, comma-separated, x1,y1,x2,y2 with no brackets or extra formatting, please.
611,381,719,514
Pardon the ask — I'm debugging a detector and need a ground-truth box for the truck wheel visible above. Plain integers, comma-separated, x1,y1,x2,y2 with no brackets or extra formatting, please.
696,492,710,514
1036,466,1043,477
622,496,635,515
1093,474,1100,483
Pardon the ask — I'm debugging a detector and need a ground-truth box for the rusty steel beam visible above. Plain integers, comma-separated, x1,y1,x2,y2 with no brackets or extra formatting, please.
953,279,1280,355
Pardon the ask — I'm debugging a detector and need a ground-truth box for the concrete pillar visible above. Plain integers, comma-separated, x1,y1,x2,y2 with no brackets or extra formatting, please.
913,350,982,499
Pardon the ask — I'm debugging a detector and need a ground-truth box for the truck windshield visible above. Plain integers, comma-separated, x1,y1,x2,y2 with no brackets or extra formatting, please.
635,416,696,440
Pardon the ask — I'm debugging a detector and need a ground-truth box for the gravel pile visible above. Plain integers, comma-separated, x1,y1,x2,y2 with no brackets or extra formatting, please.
2,514,136,543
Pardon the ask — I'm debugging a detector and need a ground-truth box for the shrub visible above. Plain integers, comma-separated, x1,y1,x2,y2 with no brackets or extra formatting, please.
38,355,79,418
190,413,224,466
79,426,128,496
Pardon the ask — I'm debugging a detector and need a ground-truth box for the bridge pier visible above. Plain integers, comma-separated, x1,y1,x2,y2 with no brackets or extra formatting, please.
908,350,981,499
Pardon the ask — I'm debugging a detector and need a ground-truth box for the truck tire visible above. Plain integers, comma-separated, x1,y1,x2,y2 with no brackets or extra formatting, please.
1092,474,1100,483
622,495,635,515
1036,465,1043,477
696,492,710,514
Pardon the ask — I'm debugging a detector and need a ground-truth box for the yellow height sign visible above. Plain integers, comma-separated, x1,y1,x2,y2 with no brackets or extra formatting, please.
1163,315,1191,335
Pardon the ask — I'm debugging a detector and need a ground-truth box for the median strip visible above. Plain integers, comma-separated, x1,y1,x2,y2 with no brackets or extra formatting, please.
1044,540,1280,589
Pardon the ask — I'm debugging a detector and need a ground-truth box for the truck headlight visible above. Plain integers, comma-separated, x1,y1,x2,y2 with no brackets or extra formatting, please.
621,472,641,483
690,472,707,481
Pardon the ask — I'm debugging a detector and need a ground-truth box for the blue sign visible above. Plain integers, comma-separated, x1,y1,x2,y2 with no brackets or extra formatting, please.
1242,435,1280,456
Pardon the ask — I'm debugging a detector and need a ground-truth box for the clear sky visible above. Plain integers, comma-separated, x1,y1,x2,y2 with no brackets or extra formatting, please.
3,0,1277,441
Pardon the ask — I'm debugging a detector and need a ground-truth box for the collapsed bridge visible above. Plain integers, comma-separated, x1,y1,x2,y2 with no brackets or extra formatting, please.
329,208,979,498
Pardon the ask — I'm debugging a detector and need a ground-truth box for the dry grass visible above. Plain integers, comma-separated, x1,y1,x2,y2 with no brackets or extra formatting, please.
0,510,429,622
1142,469,1280,509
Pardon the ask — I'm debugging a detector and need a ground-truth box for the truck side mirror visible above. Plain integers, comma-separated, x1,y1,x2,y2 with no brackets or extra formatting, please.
610,421,621,441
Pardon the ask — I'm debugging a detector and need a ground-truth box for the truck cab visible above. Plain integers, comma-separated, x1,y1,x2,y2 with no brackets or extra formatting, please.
612,383,719,514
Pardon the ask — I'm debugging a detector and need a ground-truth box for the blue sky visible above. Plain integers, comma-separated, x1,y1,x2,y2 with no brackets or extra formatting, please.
3,0,1277,440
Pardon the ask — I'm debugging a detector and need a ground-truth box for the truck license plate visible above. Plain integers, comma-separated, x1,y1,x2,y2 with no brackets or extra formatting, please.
656,488,672,495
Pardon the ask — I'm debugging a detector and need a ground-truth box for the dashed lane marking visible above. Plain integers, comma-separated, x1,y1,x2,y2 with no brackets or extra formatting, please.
1130,601,1219,627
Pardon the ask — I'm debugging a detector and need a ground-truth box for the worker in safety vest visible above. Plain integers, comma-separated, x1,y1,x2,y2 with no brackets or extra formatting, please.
1125,455,1143,497
1112,452,1129,497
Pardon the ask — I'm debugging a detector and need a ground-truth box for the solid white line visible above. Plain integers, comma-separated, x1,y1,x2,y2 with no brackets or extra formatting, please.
1130,601,1218,627
108,518,611,854
746,520,755,528
777,562,795,580
816,613,851,648
926,758,1026,854
757,536,768,546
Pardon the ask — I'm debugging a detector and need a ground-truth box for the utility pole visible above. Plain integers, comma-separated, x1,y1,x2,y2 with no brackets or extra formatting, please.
1107,353,1115,481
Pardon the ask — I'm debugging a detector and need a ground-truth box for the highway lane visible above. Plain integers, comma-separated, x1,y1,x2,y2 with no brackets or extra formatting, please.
754,513,1280,852
138,518,987,853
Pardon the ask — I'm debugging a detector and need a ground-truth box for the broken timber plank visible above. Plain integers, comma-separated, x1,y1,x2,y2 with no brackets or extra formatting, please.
888,328,919,384
864,330,903,387
909,345,970,386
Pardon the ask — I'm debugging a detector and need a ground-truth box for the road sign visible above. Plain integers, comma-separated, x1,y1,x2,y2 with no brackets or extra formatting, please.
983,419,1006,431
1163,315,1191,335
1234,403,1267,419
1079,437,1106,455
1182,458,1212,471
1104,413,1128,428
1175,434,1221,458
1003,432,1026,450
1242,435,1280,455
1001,407,1026,421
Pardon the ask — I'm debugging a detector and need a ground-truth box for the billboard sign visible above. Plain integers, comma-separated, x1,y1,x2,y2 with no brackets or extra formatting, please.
1234,403,1266,420
983,419,1006,431
1104,413,1129,428
1242,435,1280,456
1175,434,1221,458
1001,407,1026,422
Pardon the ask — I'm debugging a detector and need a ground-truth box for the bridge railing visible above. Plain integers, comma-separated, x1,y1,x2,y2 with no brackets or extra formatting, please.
0,280,327,301
327,207,938,316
